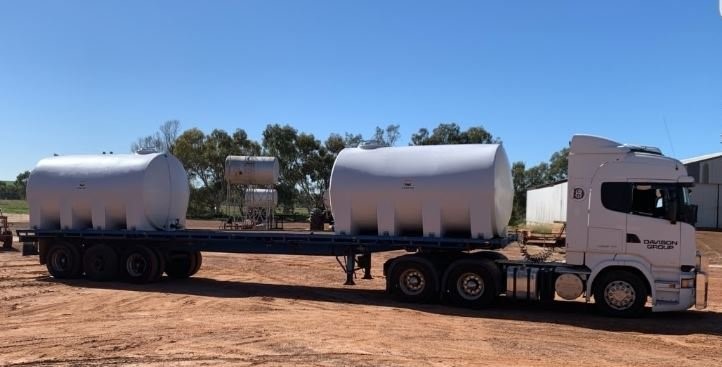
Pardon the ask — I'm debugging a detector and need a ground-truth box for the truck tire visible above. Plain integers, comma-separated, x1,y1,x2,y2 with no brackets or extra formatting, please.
46,242,82,279
121,244,161,284
190,251,202,276
82,244,119,281
444,259,500,309
165,251,198,279
389,257,438,303
593,270,647,317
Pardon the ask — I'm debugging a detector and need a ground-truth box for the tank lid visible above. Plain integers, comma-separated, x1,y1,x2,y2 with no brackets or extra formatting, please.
358,140,388,150
136,148,159,155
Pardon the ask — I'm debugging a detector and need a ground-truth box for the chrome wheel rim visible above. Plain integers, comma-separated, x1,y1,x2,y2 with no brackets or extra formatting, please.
399,269,426,296
456,272,484,300
604,280,636,310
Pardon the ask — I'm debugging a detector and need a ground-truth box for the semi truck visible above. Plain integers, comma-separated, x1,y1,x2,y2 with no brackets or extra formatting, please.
17,134,709,317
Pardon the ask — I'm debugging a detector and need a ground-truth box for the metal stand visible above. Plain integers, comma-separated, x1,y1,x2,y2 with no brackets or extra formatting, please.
344,251,356,285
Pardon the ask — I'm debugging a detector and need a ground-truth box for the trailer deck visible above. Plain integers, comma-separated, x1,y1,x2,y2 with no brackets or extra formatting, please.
16,228,512,285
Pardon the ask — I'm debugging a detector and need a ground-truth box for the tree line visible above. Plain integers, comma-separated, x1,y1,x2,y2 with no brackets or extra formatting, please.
0,172,30,201
133,121,568,223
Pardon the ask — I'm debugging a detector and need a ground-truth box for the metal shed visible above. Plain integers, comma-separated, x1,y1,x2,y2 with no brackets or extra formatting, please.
682,153,722,229
525,180,567,225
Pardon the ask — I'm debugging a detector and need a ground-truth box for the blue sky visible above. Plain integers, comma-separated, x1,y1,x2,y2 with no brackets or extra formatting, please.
1,0,721,180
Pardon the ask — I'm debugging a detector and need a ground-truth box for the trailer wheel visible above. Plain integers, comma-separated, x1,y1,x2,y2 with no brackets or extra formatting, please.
593,270,647,317
83,244,119,281
121,245,161,284
165,251,198,279
190,251,202,276
444,259,500,309
151,248,166,282
46,242,82,279
389,258,437,303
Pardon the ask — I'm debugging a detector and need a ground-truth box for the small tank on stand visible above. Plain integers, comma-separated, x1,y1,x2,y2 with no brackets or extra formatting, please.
222,156,279,230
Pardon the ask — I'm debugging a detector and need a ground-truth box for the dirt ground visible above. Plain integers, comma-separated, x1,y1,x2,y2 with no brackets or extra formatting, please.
2,217,722,366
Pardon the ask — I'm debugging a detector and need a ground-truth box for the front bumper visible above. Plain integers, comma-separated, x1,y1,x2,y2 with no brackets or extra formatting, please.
696,252,709,310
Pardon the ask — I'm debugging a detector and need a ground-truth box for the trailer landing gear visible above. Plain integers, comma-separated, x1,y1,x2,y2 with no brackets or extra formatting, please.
337,252,374,285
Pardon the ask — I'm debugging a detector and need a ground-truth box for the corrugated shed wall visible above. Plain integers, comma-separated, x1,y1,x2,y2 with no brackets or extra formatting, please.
689,183,722,229
525,182,567,224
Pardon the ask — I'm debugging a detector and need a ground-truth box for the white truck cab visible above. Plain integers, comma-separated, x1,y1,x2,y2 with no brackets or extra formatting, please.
563,135,708,314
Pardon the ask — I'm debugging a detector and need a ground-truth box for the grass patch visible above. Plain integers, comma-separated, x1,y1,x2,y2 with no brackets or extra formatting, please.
525,223,553,234
0,199,28,214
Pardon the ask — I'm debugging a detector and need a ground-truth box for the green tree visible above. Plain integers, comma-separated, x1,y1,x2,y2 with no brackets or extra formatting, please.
511,162,527,224
174,127,260,216
14,171,30,200
547,147,569,182
372,124,401,146
262,124,302,211
325,133,346,154
262,124,345,212
0,181,20,200
130,120,180,153
343,133,363,148
410,123,499,145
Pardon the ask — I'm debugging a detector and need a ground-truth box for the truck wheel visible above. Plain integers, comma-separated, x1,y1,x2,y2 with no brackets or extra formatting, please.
46,242,82,279
593,270,647,317
190,251,202,276
165,251,198,279
83,244,119,281
121,245,161,284
444,259,500,309
389,258,437,303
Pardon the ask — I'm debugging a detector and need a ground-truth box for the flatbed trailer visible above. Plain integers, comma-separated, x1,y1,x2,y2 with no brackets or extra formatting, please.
17,228,512,288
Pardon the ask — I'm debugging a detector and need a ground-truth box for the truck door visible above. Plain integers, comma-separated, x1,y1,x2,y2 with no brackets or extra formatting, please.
625,183,681,268
587,180,627,255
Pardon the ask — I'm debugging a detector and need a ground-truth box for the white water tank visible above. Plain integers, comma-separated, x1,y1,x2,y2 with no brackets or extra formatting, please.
244,188,278,208
224,156,279,185
27,153,190,231
329,144,513,239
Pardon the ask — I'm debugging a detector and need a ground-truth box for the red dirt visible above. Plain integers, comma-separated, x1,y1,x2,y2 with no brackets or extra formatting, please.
1,221,722,366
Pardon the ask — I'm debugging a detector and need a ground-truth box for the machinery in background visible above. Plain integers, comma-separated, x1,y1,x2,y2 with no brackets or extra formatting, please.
0,209,13,249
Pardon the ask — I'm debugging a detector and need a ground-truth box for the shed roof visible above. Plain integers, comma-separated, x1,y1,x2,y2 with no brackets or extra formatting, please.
681,152,722,165
527,179,568,191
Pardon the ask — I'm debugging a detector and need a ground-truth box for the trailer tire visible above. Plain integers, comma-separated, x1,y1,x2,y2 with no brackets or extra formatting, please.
165,251,198,279
593,270,647,318
121,245,161,284
444,259,500,309
152,248,166,282
190,251,202,276
82,244,119,281
389,257,438,303
46,242,82,279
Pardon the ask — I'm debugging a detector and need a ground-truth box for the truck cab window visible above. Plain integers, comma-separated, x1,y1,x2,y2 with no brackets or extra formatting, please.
601,182,632,213
602,182,679,220
630,184,673,219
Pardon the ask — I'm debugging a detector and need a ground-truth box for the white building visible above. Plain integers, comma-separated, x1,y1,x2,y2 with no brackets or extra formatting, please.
525,152,722,229
525,180,567,224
